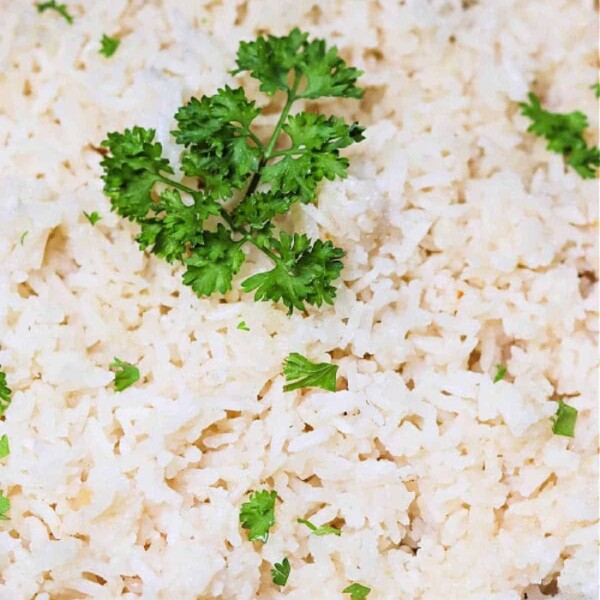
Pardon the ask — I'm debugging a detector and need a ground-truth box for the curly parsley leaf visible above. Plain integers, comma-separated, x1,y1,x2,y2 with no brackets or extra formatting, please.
36,0,73,24
551,399,578,438
263,113,364,202
110,358,140,392
343,583,371,600
83,211,102,226
0,492,9,521
282,352,338,392
99,34,120,58
493,364,506,383
101,127,173,220
0,371,12,416
172,86,261,198
0,435,9,460
271,557,291,586
231,191,293,237
136,189,218,264
239,490,277,542
234,28,363,99
298,517,341,536
182,225,246,296
100,30,364,313
519,92,599,179
242,233,345,314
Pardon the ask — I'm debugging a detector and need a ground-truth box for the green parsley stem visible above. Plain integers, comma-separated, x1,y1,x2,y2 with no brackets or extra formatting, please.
158,175,197,195
244,74,301,198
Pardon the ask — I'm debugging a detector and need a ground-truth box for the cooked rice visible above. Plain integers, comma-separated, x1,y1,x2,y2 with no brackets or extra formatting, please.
0,1,598,598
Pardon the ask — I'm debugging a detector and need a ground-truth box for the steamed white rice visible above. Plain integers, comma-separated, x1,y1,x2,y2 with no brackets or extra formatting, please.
0,1,598,598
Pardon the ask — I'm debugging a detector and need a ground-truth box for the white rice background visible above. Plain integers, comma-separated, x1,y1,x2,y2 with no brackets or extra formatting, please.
0,1,598,599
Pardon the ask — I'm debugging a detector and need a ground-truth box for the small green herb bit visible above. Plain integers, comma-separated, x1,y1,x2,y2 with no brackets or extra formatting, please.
298,517,341,536
493,364,506,383
343,583,371,600
551,399,578,437
110,358,140,392
100,30,365,314
283,352,338,392
270,557,291,586
36,0,74,24
0,371,12,416
0,435,9,460
0,491,10,521
519,92,599,179
99,34,120,58
239,489,277,542
20,231,29,245
237,321,250,331
83,211,102,225
591,83,600,98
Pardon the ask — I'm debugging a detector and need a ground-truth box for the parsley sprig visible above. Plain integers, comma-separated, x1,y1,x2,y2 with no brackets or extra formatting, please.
519,92,599,179
100,29,364,314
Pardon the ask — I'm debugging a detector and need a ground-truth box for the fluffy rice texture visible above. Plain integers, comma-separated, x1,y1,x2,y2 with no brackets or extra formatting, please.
0,0,598,599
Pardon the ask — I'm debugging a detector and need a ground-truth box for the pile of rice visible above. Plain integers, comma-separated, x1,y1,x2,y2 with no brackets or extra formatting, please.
0,1,598,598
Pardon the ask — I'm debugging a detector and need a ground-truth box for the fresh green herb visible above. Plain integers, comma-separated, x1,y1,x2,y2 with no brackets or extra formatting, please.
109,358,140,392
591,83,600,98
237,321,250,331
100,30,364,314
0,371,12,416
283,352,338,392
343,583,371,600
298,517,341,536
0,435,9,460
20,231,29,245
551,399,578,437
519,92,599,179
270,557,291,586
239,490,277,542
99,34,120,58
83,211,102,226
0,492,9,521
36,0,73,24
493,364,506,383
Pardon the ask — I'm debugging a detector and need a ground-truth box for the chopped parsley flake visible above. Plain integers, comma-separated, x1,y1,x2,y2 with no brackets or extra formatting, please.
298,517,341,536
99,34,120,58
0,371,12,416
20,231,29,245
519,92,599,179
592,83,600,98
493,364,507,383
110,358,140,392
0,492,9,521
551,399,578,438
343,583,371,600
36,0,73,24
239,490,277,542
283,352,338,392
237,321,250,331
83,211,102,225
0,435,9,460
270,557,290,586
